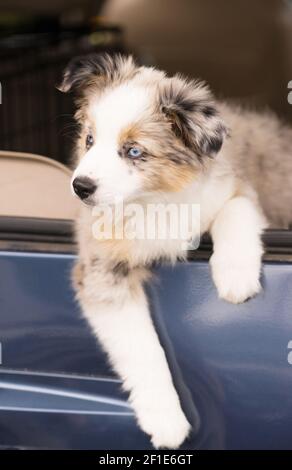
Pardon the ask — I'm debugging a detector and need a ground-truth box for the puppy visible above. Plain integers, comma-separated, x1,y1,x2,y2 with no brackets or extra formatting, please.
59,53,292,448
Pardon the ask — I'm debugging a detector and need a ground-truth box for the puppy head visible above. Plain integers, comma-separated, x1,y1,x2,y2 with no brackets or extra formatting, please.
59,53,227,206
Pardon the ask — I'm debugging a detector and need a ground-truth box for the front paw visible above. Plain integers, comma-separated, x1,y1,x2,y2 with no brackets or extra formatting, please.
210,254,261,304
134,397,191,449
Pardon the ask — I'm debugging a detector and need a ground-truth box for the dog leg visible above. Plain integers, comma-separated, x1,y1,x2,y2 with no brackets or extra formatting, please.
77,264,191,449
210,196,267,304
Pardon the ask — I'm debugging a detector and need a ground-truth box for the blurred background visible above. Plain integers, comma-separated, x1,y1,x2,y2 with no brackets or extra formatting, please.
1,0,292,166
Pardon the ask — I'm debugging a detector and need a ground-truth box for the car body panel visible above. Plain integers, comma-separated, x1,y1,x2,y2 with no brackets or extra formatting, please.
0,250,292,449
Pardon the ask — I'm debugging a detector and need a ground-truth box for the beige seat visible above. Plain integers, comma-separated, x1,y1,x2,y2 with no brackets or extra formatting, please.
0,151,78,220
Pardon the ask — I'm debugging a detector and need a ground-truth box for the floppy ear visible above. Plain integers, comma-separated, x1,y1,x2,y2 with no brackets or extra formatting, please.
58,53,137,94
159,75,228,158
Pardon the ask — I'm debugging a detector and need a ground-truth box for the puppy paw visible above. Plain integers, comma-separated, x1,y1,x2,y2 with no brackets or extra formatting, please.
138,405,191,449
133,389,191,449
210,255,261,304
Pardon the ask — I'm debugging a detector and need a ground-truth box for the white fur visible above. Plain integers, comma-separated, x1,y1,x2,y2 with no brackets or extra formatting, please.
75,127,266,449
72,74,272,449
72,85,151,204
81,277,191,448
76,162,266,448
210,196,266,303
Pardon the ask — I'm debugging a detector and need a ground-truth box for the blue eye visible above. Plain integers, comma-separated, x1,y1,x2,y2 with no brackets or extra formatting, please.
86,133,94,150
127,147,142,158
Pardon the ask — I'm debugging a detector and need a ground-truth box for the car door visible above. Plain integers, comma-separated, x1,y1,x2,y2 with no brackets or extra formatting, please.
0,217,292,449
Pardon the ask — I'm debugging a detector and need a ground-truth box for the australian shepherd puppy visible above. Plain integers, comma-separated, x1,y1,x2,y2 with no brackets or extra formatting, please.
59,53,292,449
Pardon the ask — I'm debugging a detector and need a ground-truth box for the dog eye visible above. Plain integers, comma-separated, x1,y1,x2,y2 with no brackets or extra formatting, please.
86,133,94,150
127,147,142,158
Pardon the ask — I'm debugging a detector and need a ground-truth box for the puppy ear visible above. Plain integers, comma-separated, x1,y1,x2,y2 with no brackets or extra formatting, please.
160,76,228,158
57,53,137,94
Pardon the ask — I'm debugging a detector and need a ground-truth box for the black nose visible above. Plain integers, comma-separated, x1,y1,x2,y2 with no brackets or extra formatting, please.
72,177,97,200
